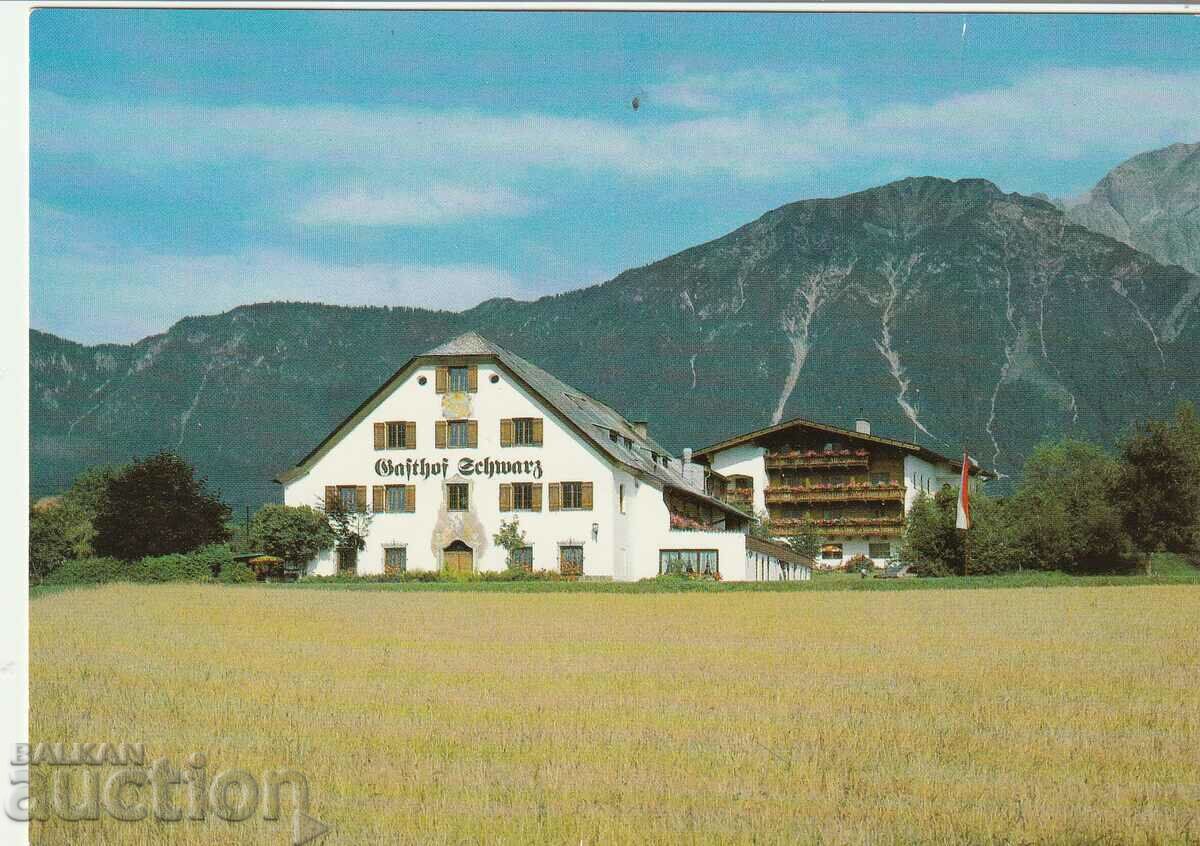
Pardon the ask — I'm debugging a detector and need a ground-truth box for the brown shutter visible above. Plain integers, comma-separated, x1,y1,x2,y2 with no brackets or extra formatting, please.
324,486,336,511
467,420,478,448
581,482,593,510
374,422,386,450
405,485,416,513
435,420,447,449
548,482,561,511
356,486,367,512
532,418,543,446
500,418,514,447
467,365,478,392
435,366,448,394
404,421,417,449
372,485,385,512
531,483,543,512
499,483,512,512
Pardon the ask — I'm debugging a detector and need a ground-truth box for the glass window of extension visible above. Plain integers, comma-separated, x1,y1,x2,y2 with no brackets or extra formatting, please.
870,472,891,485
338,486,357,511
869,543,892,559
512,482,534,510
513,417,536,445
384,546,407,573
447,483,469,511
659,550,718,576
386,485,407,513
561,481,583,509
386,421,407,449
447,420,470,448
448,366,470,392
820,543,843,560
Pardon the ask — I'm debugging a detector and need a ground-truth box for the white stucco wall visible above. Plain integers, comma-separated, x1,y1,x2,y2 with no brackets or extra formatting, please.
706,444,768,516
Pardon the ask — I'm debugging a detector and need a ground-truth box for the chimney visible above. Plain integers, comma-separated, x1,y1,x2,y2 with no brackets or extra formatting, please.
855,418,871,435
631,421,649,439
682,447,693,464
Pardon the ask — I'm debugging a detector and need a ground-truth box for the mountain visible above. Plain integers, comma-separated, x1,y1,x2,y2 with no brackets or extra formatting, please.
31,176,1200,509
1067,141,1200,275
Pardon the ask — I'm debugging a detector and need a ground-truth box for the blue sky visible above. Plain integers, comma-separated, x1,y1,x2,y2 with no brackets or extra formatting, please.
31,10,1200,344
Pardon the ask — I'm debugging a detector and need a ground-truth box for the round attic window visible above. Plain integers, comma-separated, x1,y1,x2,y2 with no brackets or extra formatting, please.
418,375,428,386
490,374,500,384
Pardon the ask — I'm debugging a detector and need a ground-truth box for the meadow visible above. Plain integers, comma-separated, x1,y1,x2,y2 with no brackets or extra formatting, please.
30,580,1200,845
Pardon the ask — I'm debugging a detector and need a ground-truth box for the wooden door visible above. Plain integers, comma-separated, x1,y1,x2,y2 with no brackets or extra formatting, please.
443,542,473,576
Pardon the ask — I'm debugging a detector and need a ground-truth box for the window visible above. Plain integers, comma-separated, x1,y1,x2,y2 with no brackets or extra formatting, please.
870,472,891,486
512,482,534,511
513,418,537,446
559,545,584,576
659,550,719,576
386,422,407,449
337,547,357,574
447,484,469,511
511,546,533,572
609,431,619,443
448,420,470,448
869,543,892,559
383,546,407,575
561,481,584,509
338,486,358,512
622,437,633,450
820,543,843,560
619,484,625,514
386,485,407,513
448,366,470,392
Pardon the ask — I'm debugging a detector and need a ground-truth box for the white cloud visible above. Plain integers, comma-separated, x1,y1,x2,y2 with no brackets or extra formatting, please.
646,68,838,113
33,243,524,344
293,183,537,226
35,67,1200,183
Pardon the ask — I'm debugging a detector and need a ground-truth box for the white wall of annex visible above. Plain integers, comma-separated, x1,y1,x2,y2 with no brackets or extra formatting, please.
706,444,768,515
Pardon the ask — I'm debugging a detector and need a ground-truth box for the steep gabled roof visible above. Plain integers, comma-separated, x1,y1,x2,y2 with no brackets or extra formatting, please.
275,332,748,518
692,415,993,478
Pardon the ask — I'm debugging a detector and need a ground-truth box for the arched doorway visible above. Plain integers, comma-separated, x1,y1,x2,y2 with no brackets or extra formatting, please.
443,540,473,576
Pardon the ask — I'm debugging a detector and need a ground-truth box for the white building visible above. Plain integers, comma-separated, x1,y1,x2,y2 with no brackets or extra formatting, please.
276,332,811,581
692,416,991,570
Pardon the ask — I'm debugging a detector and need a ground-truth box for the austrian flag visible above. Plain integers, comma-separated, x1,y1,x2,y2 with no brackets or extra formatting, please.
956,451,972,530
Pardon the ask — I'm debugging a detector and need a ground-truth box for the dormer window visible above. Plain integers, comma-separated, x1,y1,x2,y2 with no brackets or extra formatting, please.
448,367,470,392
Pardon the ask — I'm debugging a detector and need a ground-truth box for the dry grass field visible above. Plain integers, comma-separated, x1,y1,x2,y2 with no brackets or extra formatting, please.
30,583,1200,845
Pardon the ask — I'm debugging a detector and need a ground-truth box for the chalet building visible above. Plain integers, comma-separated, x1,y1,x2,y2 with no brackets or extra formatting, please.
692,417,991,569
275,332,811,581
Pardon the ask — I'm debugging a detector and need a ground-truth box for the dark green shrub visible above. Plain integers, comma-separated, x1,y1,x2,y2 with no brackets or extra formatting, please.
135,552,211,582
43,557,129,585
218,560,256,583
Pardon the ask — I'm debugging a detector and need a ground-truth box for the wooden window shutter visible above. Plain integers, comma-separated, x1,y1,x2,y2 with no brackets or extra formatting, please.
435,420,448,449
356,486,368,512
324,486,336,511
581,482,594,510
373,422,386,450
499,483,512,512
532,418,544,446
531,483,543,511
404,421,417,449
500,418,514,447
548,482,561,511
372,485,385,512
405,485,416,513
467,420,478,448
467,365,478,392
435,366,448,394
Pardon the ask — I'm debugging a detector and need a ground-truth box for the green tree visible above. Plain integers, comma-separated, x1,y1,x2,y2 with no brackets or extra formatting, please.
93,452,231,561
247,504,335,572
29,500,92,584
899,488,963,576
781,515,821,560
1008,439,1138,573
492,518,529,570
1114,402,1200,555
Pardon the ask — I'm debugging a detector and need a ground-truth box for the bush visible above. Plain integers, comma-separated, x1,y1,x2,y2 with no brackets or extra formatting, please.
246,505,335,571
43,557,129,585
843,554,873,573
218,560,257,583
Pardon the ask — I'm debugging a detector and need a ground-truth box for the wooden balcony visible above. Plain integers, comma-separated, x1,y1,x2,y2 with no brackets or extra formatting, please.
723,492,754,510
765,450,870,470
771,516,905,537
765,484,905,505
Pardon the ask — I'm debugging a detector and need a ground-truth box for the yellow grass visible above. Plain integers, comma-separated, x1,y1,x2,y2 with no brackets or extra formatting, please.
30,584,1200,845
